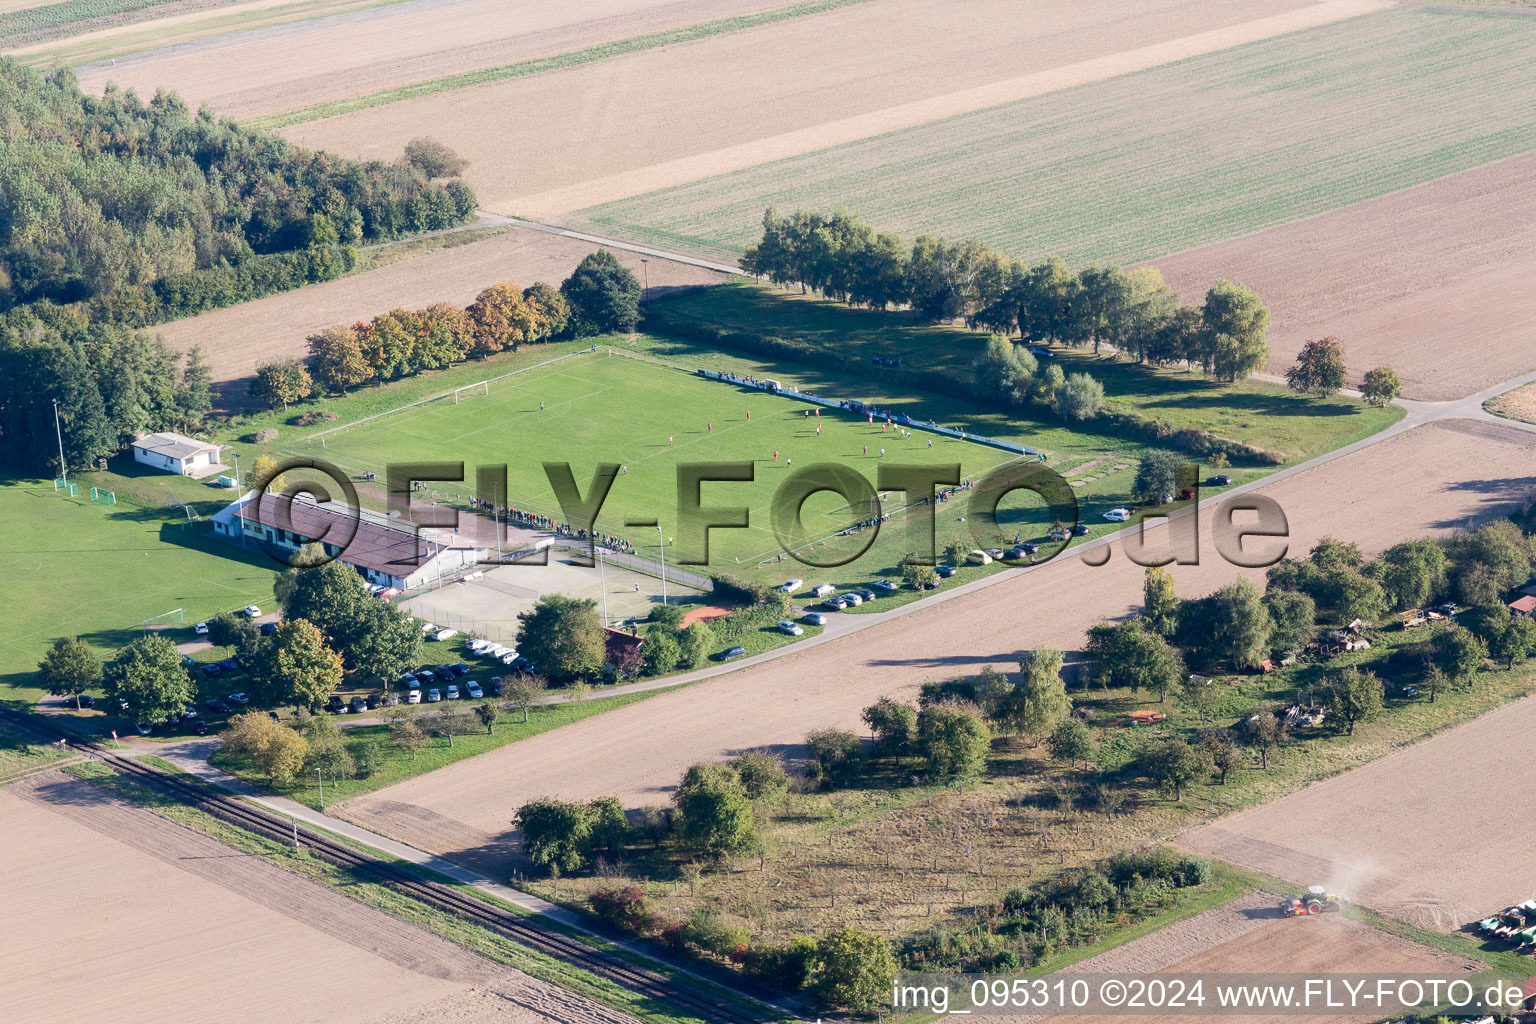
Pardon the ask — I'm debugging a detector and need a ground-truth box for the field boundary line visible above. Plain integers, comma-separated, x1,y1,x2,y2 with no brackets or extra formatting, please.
302,345,601,443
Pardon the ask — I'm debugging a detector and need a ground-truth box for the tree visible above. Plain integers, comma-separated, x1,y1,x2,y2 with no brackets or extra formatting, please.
206,610,259,653
1262,589,1315,655
1047,718,1094,769
972,333,1036,406
221,713,309,786
307,325,373,393
1378,540,1447,610
304,716,355,783
523,282,571,340
431,708,476,748
1326,666,1384,736
1141,737,1204,800
1491,614,1536,670
1201,280,1269,382
730,751,789,800
1285,337,1347,397
674,761,757,859
1360,366,1402,407
516,798,593,874
252,359,314,410
1328,569,1388,625
246,453,281,490
1054,371,1103,421
805,728,862,787
1007,648,1070,739
251,618,343,708
517,595,604,683
464,282,527,356
1133,450,1185,504
401,137,468,178
1086,621,1181,701
39,637,101,709
677,621,713,670
1143,566,1178,638
1201,728,1240,784
345,598,425,680
915,703,990,781
475,701,501,734
390,717,427,759
813,928,898,1012
561,250,641,336
586,796,632,856
1243,709,1284,769
177,347,215,431
861,696,916,755
354,741,385,778
278,558,369,640
1437,626,1486,687
1209,578,1273,669
506,675,544,723
101,636,194,725
900,554,938,590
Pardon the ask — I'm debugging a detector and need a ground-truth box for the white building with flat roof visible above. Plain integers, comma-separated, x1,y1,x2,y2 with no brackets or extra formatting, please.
131,432,223,477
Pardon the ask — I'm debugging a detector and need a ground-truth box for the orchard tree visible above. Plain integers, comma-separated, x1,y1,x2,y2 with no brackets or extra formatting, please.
516,798,593,874
1378,539,1447,610
252,359,314,410
1141,737,1205,800
1360,366,1402,407
915,703,990,781
1134,450,1185,504
389,716,427,758
505,675,544,723
1143,565,1178,638
1285,337,1347,397
1490,614,1536,669
561,250,641,335
1326,667,1384,736
861,696,916,754
1200,727,1240,784
1047,718,1094,769
307,325,373,393
39,637,101,709
102,636,195,724
805,728,862,787
730,751,789,800
401,136,468,178
475,701,501,734
1434,625,1488,688
813,928,898,1013
674,761,757,860
221,713,309,786
1262,589,1316,655
1006,647,1070,739
1243,709,1284,769
1053,371,1103,421
1086,620,1182,700
517,595,604,683
1209,578,1273,669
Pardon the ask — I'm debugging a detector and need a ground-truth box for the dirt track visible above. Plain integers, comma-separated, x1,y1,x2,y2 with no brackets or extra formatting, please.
0,772,637,1024
1180,690,1536,932
72,0,784,121
333,419,1536,870
280,0,1352,217
1153,150,1536,402
151,226,728,387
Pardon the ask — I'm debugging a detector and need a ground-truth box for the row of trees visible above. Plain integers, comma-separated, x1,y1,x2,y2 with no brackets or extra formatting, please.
257,250,643,408
0,303,214,473
1284,336,1401,406
1,61,476,311
741,208,1272,381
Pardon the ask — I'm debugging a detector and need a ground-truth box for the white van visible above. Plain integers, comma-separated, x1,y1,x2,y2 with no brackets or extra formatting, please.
812,584,836,598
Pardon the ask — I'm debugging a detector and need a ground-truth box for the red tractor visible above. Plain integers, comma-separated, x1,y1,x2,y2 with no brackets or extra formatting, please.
1280,885,1349,917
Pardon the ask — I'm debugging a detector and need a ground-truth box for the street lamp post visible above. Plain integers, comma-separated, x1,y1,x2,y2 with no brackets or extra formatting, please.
491,482,501,560
316,767,324,811
52,398,67,483
656,525,667,605
640,258,650,304
597,546,609,626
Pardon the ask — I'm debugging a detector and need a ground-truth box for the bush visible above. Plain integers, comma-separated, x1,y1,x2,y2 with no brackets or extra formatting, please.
248,427,278,443
804,728,862,787
588,885,652,931
295,409,337,427
680,910,751,962
742,937,819,991
730,750,789,800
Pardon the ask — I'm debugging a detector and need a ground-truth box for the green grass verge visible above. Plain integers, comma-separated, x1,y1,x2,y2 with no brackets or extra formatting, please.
249,0,878,131
572,6,1536,265
66,762,756,1024
210,687,680,809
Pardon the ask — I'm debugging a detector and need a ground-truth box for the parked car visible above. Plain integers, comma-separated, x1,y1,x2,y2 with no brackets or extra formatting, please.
325,695,346,713
202,663,221,677
426,689,442,702
415,669,437,685
1209,474,1233,486
843,592,863,606
1004,547,1026,560
986,547,1004,560
449,663,470,678
348,696,366,713
967,550,992,565
1102,508,1133,522
776,620,804,636
396,672,418,689
1071,523,1091,536
259,621,278,637
872,579,897,592
812,584,837,598
432,628,458,641
465,681,483,699
500,652,520,666
194,720,208,735
823,596,847,610
803,611,827,626
935,564,956,578
716,646,747,661
226,692,250,706
445,684,460,699
378,587,401,599
242,605,261,618
219,658,239,671
194,621,209,635
205,698,230,713
73,694,96,709
365,693,383,710
180,705,198,720
778,578,804,593
385,693,400,706
407,690,422,704
856,588,877,602
419,622,437,634
1046,526,1069,542
1030,346,1052,357
488,678,504,697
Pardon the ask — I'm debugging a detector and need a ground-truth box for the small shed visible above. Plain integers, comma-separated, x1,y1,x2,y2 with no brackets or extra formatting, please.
1509,595,1536,618
131,431,223,477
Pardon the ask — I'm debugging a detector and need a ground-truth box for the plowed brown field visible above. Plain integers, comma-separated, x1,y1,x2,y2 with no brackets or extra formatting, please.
333,419,1536,867
280,0,1352,217
0,772,637,1024
152,226,729,387
1180,690,1536,931
1153,151,1536,402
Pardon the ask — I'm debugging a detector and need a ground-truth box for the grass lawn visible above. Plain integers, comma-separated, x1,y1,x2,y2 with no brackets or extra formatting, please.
571,5,1536,264
0,716,72,780
210,686,681,810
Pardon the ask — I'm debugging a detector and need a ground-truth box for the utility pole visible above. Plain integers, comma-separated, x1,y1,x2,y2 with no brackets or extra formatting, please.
640,258,650,304
291,816,300,850
316,768,323,811
52,398,67,483
656,525,667,605
492,481,501,560
597,546,608,626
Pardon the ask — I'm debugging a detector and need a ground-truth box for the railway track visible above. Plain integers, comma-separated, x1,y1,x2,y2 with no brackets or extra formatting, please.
0,707,785,1024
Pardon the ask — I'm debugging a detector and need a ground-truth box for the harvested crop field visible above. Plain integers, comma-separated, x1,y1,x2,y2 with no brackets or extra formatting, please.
280,0,1349,218
0,772,636,1024
71,0,788,122
1153,150,1536,401
1021,914,1484,1024
1487,381,1536,424
569,4,1536,265
1180,690,1536,932
151,226,730,388
333,419,1536,869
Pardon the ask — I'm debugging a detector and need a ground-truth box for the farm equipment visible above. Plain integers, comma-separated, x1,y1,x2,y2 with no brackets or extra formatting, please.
1280,886,1349,916
1477,900,1536,941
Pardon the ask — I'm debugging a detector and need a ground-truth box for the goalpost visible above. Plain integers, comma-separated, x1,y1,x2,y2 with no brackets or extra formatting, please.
453,380,490,404
90,486,116,506
140,608,185,633
54,478,78,496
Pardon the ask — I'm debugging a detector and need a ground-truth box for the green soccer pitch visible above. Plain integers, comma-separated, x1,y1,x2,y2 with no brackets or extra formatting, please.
288,350,1039,582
